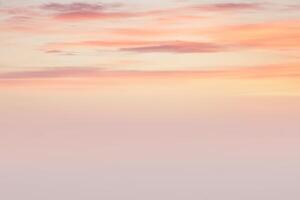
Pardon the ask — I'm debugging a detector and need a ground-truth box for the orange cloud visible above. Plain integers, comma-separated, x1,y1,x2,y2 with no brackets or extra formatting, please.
0,67,101,79
141,2,262,16
44,40,227,54
134,2,262,25
121,41,226,53
0,64,299,98
190,3,262,12
0,64,298,80
45,40,155,49
110,28,172,37
213,20,300,50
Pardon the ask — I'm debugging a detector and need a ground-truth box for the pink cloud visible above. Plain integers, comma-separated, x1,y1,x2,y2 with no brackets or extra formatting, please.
0,2,264,25
40,2,104,12
121,41,226,53
141,2,262,18
36,2,263,22
53,11,132,21
191,3,262,12
39,2,132,21
109,28,172,37
44,40,227,54
1,64,299,81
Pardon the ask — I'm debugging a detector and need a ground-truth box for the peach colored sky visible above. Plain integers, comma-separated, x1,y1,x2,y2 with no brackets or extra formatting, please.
0,0,299,73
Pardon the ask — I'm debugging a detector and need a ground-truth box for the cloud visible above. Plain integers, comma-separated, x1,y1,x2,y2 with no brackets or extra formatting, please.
44,50,77,56
45,40,155,50
212,20,300,50
191,3,262,12
284,4,300,11
39,2,132,21
141,2,262,17
45,50,64,54
36,2,263,22
0,1,264,26
109,28,172,37
121,41,226,53
40,2,104,12
0,67,101,79
53,11,131,21
44,40,227,54
0,64,298,81
224,64,300,79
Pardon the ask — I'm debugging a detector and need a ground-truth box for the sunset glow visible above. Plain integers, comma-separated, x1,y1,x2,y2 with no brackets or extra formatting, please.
0,0,300,199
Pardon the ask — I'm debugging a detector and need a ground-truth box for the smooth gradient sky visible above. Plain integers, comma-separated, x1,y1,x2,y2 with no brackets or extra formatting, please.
0,0,300,200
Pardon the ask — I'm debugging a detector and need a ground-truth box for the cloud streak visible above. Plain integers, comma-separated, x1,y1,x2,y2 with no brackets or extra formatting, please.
0,64,299,80
0,67,101,79
40,2,104,12
213,20,300,50
121,41,226,53
53,11,132,21
45,40,227,54
39,2,133,21
191,3,262,12
1,2,264,24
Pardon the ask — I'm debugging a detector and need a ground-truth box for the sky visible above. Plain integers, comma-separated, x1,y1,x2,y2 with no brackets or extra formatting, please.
0,0,300,200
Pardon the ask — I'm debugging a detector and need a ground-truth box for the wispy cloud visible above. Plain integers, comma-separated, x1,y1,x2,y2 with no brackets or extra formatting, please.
40,2,104,12
0,64,299,80
212,20,300,50
121,41,226,53
191,3,262,12
45,40,155,50
44,40,227,54
44,49,77,56
53,11,132,21
39,2,133,21
0,1,264,24
141,2,263,18
0,67,101,79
